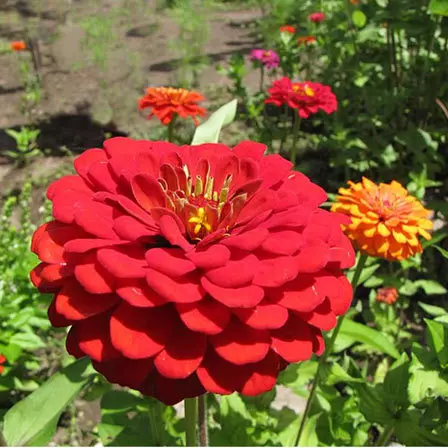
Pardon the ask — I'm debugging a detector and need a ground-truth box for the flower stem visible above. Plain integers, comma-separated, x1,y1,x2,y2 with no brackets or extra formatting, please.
198,394,209,446
259,66,265,92
184,397,198,447
167,114,177,143
148,398,163,446
294,253,368,446
290,113,301,166
376,422,394,446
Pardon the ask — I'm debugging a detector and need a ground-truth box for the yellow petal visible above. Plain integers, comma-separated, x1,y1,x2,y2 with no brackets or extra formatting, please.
392,230,407,244
377,222,391,237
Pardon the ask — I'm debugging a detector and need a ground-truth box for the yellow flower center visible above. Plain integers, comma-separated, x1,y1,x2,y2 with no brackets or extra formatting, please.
292,83,315,96
188,207,212,235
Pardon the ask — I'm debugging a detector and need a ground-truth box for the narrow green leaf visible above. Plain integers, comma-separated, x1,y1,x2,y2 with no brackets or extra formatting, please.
415,279,447,295
322,362,364,385
418,301,447,317
3,358,94,446
429,0,448,16
339,319,400,359
425,319,448,368
434,245,448,259
352,10,367,27
191,99,237,145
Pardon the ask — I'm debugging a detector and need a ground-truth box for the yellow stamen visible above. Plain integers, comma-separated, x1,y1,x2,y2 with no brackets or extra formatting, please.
188,207,212,235
194,176,203,196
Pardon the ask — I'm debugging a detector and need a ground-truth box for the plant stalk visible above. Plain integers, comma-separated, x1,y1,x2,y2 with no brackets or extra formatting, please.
167,114,177,142
184,397,198,447
376,422,394,446
294,253,368,446
259,66,265,92
198,394,209,446
290,113,301,166
148,399,163,446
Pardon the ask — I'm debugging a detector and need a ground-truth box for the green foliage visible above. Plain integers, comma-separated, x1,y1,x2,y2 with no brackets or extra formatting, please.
5,127,41,166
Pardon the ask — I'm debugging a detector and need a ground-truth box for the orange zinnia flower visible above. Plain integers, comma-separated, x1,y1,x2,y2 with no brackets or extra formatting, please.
139,87,206,125
280,25,296,34
10,40,26,52
376,287,398,305
297,36,317,46
331,177,433,261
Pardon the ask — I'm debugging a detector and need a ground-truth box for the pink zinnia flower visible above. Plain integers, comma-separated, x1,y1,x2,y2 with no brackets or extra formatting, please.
309,12,325,23
250,49,280,69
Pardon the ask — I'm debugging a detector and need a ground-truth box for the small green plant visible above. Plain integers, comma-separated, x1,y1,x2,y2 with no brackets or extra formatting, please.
5,127,41,166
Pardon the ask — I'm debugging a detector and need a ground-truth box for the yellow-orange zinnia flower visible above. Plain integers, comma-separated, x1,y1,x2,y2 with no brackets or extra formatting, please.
331,177,433,261
10,40,26,51
139,87,206,125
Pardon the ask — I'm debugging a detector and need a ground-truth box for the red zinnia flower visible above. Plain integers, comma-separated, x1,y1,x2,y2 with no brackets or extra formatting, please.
0,354,7,374
31,137,354,405
309,12,325,23
297,36,317,46
139,87,206,125
376,287,398,305
265,77,338,118
10,40,26,52
280,25,296,34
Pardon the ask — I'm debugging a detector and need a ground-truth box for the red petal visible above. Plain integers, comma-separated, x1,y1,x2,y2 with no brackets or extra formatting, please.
232,141,266,161
297,298,337,331
131,174,167,212
197,348,247,394
52,191,92,224
146,248,196,277
146,269,205,303
66,326,85,357
211,318,270,365
75,313,120,362
55,278,120,320
201,277,264,308
116,279,167,307
74,201,119,240
97,246,147,279
176,298,230,335
233,300,288,330
74,252,115,294
240,350,279,396
270,314,313,362
269,274,324,312
261,230,304,256
186,244,230,269
31,263,71,291
93,357,154,389
87,160,118,193
113,216,155,241
253,255,299,288
142,372,205,405
47,175,92,200
74,148,107,181
110,303,176,359
49,299,73,327
154,326,206,379
236,190,275,226
64,239,127,253
294,243,329,273
259,154,292,188
205,254,257,288
157,213,192,251
221,228,268,251
310,326,325,355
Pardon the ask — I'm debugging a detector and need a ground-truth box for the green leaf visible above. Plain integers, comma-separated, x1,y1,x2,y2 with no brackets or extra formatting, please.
408,369,448,404
191,99,237,145
339,319,401,359
434,245,448,259
429,0,448,15
415,280,447,295
298,413,320,447
346,262,380,285
3,358,94,446
355,384,392,424
9,331,45,350
352,10,367,28
322,362,364,385
425,319,448,368
383,354,411,412
418,302,447,317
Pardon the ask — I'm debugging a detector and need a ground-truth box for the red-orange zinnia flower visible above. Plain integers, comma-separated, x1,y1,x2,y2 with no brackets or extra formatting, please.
297,36,317,46
139,87,206,125
280,25,296,34
331,178,433,261
0,354,6,374
30,137,355,405
265,77,337,118
10,40,26,52
376,287,398,305
309,12,325,23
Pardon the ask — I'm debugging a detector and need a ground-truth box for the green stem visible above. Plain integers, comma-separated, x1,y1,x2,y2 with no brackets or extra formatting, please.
290,113,301,166
167,114,177,142
279,104,290,153
184,397,198,447
376,422,394,446
294,253,368,446
198,394,209,446
259,66,265,92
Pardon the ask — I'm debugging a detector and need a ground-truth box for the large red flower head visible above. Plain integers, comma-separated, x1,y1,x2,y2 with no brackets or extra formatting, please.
265,77,338,118
139,87,206,125
31,138,355,405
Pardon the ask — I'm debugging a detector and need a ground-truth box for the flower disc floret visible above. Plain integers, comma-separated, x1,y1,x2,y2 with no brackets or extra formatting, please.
31,137,355,405
331,177,433,261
